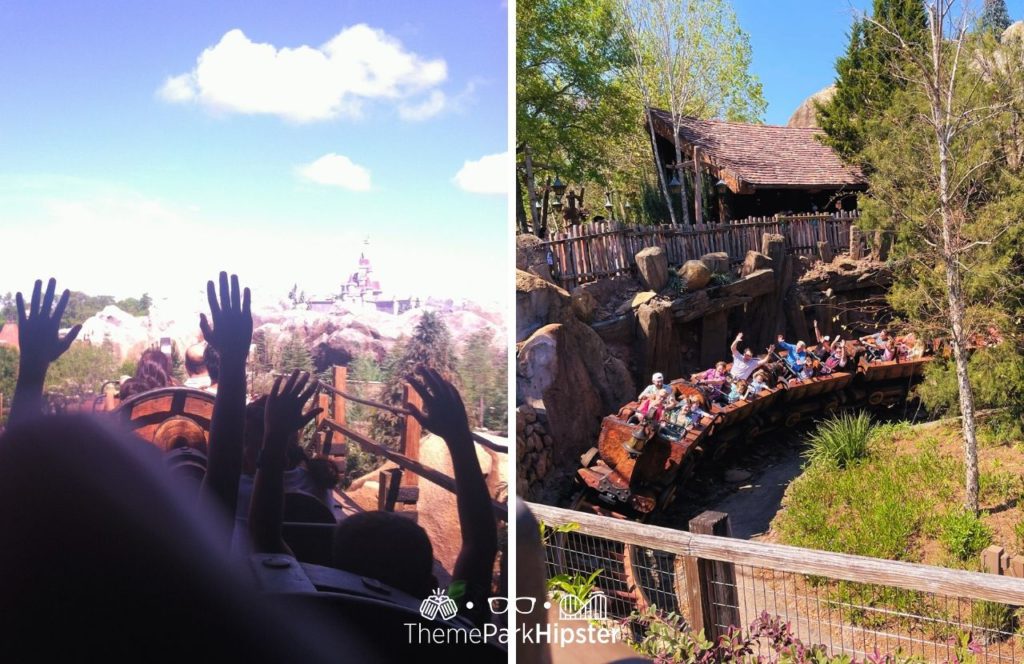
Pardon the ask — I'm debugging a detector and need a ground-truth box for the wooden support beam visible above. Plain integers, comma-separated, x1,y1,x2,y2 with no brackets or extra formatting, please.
693,147,704,226
377,467,404,512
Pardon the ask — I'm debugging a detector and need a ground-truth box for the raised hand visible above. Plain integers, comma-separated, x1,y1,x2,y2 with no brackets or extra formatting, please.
9,278,82,425
406,366,471,447
199,272,252,367
264,370,321,445
16,278,81,377
777,334,785,344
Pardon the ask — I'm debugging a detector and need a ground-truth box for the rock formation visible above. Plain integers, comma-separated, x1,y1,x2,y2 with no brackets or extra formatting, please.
787,85,836,128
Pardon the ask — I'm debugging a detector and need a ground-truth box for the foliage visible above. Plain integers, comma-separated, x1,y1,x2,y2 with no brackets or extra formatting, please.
546,568,602,608
115,293,152,317
777,425,959,560
816,0,928,163
275,335,314,374
977,0,1011,35
346,352,383,425
45,341,119,397
370,311,456,450
456,329,508,434
941,509,992,561
538,520,579,546
0,346,18,416
915,348,1024,422
1014,518,1024,551
970,600,1015,641
621,608,933,663
516,0,632,185
803,411,874,469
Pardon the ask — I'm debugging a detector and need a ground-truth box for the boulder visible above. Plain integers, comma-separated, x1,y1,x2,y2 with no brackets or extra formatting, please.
570,287,598,323
787,85,835,128
678,260,711,291
631,291,658,309
700,252,730,276
635,247,669,292
516,269,572,342
517,320,634,466
724,468,752,483
741,251,774,277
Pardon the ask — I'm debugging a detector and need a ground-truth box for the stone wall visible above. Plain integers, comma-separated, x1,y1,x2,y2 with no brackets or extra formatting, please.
516,404,554,500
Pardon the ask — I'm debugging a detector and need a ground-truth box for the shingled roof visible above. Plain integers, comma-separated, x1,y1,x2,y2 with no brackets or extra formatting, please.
649,109,865,192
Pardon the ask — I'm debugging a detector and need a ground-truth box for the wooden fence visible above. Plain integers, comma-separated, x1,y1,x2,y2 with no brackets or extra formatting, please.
314,366,507,519
530,501,1024,662
539,211,859,291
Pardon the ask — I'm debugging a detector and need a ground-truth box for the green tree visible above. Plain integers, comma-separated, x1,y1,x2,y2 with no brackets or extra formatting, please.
346,352,383,425
816,0,928,163
370,311,456,450
275,335,314,374
619,0,765,225
456,329,508,434
516,0,633,234
115,293,152,317
977,0,1011,35
0,293,16,322
858,2,1024,512
0,346,18,421
45,341,119,398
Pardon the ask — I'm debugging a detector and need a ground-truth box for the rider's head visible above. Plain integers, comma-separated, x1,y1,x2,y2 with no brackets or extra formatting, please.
652,372,664,387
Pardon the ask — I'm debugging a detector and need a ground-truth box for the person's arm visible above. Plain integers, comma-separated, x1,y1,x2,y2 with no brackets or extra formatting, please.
198,273,253,530
249,370,321,555
730,332,742,356
813,320,824,345
9,279,81,427
776,336,796,354
407,367,497,622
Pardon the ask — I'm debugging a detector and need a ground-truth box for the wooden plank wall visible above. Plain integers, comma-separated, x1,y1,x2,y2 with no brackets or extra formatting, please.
540,211,858,291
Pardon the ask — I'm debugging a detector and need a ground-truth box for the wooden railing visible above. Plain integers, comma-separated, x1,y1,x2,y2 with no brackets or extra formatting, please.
539,211,858,290
314,366,507,520
529,501,1024,662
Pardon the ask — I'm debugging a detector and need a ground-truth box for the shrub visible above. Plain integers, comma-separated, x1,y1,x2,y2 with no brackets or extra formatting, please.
804,411,873,468
1014,519,1024,552
970,600,1015,644
941,509,992,562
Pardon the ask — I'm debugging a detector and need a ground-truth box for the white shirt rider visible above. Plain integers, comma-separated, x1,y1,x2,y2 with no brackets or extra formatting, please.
729,333,762,381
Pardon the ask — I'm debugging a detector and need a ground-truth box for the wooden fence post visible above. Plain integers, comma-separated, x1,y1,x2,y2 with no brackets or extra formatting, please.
685,511,739,641
850,227,864,260
399,383,423,514
329,366,347,458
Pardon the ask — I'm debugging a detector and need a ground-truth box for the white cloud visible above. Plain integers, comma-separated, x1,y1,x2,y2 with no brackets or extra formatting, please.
158,26,448,122
297,153,372,191
398,90,447,121
453,152,508,195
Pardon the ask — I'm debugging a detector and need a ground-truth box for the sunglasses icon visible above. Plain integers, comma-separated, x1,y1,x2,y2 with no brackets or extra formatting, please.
487,596,538,615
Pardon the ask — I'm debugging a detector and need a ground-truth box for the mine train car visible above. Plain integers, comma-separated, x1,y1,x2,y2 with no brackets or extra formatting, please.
574,351,931,520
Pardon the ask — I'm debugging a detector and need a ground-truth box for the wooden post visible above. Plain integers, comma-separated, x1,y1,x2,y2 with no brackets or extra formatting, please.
817,241,834,264
377,468,404,512
397,381,417,489
693,147,704,226
850,227,864,260
331,366,347,455
685,511,739,641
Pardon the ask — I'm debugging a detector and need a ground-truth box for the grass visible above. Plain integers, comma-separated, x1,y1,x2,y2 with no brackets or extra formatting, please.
802,411,874,469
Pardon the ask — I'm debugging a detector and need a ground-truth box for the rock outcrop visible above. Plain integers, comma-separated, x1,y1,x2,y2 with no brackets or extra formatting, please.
516,270,572,343
517,320,634,474
635,246,669,292
787,85,836,128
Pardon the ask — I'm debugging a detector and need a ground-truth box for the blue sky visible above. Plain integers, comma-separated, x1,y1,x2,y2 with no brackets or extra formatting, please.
733,0,1024,125
0,1,508,306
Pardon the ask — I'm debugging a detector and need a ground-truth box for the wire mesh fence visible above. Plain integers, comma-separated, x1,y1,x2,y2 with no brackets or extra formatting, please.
537,504,1023,663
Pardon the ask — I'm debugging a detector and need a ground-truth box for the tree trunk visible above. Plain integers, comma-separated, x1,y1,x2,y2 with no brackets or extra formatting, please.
938,124,980,514
515,169,529,233
671,128,691,226
523,145,541,236
646,107,677,226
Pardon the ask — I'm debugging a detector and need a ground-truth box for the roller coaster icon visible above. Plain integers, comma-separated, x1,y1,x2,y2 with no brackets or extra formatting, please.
557,591,609,621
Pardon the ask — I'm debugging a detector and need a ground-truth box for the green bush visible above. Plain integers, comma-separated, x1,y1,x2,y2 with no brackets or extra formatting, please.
1014,519,1024,552
970,600,1015,644
803,411,873,468
941,509,993,562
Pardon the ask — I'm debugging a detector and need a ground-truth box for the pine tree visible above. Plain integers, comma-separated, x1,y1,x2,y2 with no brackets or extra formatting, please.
275,335,313,374
817,0,928,163
370,311,456,450
978,0,1011,35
